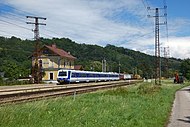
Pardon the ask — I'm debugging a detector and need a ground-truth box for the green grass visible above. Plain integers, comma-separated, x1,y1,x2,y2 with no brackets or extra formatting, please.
0,80,31,86
0,80,189,127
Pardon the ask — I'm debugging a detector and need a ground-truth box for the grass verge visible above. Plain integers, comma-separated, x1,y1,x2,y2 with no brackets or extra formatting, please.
0,80,189,127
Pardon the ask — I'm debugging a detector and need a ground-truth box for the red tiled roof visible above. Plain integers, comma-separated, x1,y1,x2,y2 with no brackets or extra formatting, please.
74,65,83,70
44,44,76,60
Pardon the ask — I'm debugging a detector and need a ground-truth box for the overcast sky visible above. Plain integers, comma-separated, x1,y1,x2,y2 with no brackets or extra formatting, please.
0,0,190,59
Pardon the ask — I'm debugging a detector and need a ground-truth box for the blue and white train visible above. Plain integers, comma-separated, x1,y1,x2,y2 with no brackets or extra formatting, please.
57,69,119,84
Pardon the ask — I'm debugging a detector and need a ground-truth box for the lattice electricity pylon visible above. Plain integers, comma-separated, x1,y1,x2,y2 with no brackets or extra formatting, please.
148,7,167,85
26,16,46,84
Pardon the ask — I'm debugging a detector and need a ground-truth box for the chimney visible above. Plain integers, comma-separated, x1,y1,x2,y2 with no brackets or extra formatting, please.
52,43,56,48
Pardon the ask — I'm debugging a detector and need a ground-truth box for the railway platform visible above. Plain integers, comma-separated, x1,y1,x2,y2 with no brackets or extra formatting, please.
167,85,190,127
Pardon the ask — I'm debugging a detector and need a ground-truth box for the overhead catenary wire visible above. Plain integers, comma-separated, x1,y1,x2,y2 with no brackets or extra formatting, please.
0,29,28,39
0,16,55,39
118,30,154,46
0,18,57,40
0,3,53,38
41,27,64,38
0,18,32,31
0,16,57,39
1,11,27,23
0,2,34,16
141,0,150,15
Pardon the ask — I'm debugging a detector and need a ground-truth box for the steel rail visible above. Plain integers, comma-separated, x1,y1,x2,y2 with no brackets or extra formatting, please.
0,80,142,105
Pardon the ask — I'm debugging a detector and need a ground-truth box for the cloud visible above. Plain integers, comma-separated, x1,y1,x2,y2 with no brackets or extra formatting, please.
0,0,190,59
168,18,190,36
165,36,190,59
2,0,148,43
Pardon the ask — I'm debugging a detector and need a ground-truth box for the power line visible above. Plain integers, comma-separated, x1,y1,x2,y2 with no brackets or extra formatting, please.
118,31,154,46
141,0,147,10
0,15,27,31
41,28,64,37
0,17,56,39
0,16,56,39
141,0,150,15
145,0,150,7
40,31,55,38
0,2,34,16
0,5,55,39
0,29,28,39
1,12,27,23
0,18,32,31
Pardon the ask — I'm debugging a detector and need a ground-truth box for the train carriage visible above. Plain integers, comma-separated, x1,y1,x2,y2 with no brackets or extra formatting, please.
57,69,119,84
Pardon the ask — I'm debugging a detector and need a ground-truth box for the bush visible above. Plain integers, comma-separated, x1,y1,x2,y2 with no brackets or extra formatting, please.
137,83,161,94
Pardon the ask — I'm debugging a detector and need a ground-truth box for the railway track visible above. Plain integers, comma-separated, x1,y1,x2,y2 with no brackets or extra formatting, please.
0,80,142,105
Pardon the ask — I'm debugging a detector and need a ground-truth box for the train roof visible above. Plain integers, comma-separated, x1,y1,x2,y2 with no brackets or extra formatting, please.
58,69,118,74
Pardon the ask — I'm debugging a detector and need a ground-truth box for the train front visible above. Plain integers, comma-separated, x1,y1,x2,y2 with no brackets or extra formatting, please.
57,70,70,84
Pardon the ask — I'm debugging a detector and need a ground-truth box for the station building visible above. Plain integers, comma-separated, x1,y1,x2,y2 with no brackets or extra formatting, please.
32,44,76,83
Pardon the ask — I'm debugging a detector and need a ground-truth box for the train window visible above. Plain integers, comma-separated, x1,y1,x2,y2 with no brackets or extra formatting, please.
78,73,85,77
71,72,76,77
81,73,86,77
89,74,94,77
58,71,67,76
75,73,79,77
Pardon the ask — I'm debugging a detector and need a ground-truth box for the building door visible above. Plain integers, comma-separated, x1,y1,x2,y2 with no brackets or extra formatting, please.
50,73,53,80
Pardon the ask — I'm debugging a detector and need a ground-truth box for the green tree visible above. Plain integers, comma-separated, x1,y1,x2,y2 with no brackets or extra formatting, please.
180,59,190,80
2,60,21,80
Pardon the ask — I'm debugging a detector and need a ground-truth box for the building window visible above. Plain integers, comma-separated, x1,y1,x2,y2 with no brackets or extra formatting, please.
50,73,53,80
49,61,54,68
39,60,42,68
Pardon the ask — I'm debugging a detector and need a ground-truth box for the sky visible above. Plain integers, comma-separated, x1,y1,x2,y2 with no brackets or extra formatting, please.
0,0,190,59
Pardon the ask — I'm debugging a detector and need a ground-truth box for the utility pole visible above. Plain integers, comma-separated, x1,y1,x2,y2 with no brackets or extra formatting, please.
163,46,169,78
105,59,106,72
119,61,121,75
26,16,46,84
148,7,166,85
102,58,106,72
